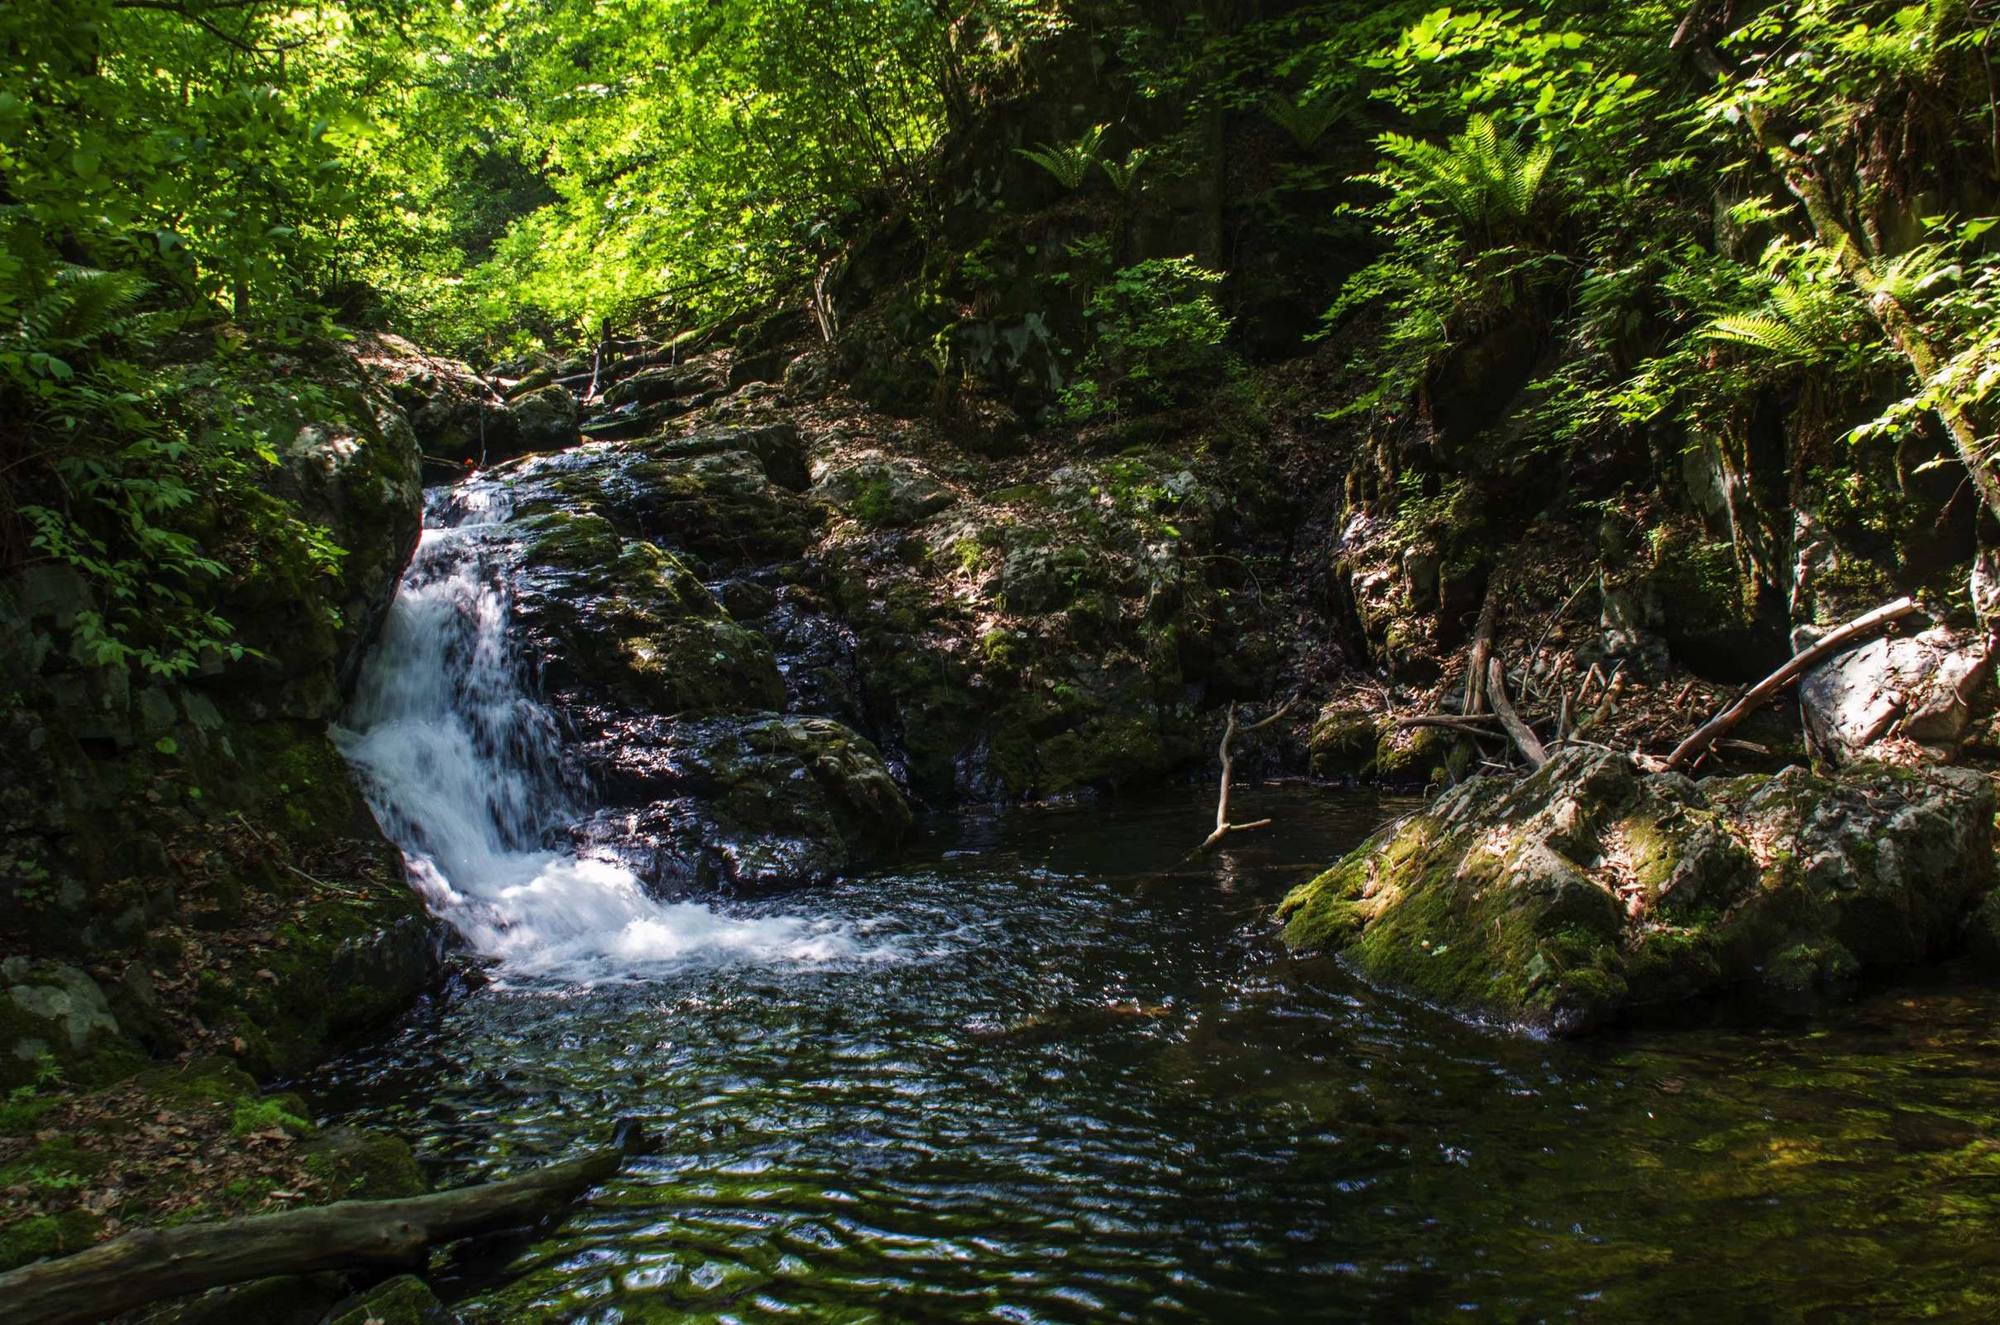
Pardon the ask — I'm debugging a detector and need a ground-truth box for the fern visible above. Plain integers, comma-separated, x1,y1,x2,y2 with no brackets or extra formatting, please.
1700,312,1822,362
1263,92,1348,149
1099,149,1145,195
1378,114,1554,235
1015,123,1109,191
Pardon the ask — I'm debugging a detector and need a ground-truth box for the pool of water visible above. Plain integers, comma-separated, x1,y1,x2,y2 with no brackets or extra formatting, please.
307,785,2000,1323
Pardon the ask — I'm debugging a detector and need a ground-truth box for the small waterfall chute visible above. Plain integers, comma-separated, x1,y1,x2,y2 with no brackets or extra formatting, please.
335,481,887,982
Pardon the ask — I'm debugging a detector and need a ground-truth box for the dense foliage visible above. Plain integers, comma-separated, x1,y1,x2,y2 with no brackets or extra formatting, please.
8,0,2000,673
0,0,1051,672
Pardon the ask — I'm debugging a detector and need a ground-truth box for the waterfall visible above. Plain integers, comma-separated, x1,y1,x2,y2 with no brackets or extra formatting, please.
334,480,882,983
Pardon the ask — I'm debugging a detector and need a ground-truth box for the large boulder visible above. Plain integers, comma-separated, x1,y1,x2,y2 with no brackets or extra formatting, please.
1279,747,1996,1034
1800,626,1992,762
573,714,913,892
512,511,786,716
811,451,955,528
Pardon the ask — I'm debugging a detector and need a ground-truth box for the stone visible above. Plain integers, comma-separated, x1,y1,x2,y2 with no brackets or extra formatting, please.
573,714,914,892
810,452,956,528
1279,747,1997,1034
513,512,787,716
505,383,580,452
0,959,146,1089
1799,626,1993,762
321,1275,458,1325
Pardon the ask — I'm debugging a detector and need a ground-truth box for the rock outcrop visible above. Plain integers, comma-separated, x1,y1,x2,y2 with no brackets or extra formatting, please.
1279,747,1997,1034
1799,626,1993,762
0,342,439,1080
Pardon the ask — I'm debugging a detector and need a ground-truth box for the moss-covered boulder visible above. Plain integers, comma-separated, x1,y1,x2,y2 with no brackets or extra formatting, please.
322,1275,457,1325
0,960,147,1091
1279,748,1996,1034
811,452,955,528
504,437,817,567
514,512,785,715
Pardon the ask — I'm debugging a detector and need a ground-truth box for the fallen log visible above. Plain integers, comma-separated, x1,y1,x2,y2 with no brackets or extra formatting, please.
1487,658,1548,768
0,1125,649,1325
1662,596,1919,772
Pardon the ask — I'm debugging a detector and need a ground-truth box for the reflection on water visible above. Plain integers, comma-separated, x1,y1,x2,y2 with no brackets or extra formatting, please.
307,787,2000,1323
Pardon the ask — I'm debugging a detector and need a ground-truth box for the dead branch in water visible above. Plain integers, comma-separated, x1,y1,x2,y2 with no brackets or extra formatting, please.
1196,698,1297,853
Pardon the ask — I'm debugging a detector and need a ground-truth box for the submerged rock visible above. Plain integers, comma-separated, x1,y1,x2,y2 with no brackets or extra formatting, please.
1278,747,1996,1034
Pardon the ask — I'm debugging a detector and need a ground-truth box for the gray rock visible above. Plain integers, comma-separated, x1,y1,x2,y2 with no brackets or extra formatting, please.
505,383,580,452
811,452,955,528
1800,627,1993,761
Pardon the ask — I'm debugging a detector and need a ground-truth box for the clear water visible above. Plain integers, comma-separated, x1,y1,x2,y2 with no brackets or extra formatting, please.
308,787,2000,1324
321,483,2000,1322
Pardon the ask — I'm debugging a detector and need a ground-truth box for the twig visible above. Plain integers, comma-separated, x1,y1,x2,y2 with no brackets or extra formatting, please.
1196,697,1298,853
1395,714,1505,733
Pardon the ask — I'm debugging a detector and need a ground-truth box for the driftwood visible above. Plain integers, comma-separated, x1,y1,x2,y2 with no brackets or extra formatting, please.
1487,657,1548,768
1196,698,1297,852
0,1127,648,1325
1662,596,1919,772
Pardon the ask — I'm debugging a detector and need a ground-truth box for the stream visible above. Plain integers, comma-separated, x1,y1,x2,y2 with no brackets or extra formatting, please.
318,488,2000,1323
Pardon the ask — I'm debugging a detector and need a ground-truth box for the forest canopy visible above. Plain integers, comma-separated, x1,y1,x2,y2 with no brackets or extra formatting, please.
3,0,1055,355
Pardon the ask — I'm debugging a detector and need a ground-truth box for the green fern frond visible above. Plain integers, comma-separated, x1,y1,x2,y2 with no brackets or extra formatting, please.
12,265,150,349
1263,92,1348,148
1378,114,1554,233
1699,312,1821,362
1014,124,1109,191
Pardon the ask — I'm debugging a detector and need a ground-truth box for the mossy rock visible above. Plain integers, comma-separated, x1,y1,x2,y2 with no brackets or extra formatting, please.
321,1275,456,1325
515,512,786,715
1279,748,1998,1034
0,959,148,1092
301,1127,427,1200
1309,708,1377,778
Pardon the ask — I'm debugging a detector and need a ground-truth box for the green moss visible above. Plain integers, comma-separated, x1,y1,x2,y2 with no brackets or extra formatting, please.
301,1128,426,1199
1308,709,1376,778
322,1275,450,1325
230,1096,314,1137
0,1210,99,1270
1372,724,1460,785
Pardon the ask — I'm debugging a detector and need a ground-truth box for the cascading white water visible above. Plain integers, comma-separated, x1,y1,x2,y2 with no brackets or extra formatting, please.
335,480,884,983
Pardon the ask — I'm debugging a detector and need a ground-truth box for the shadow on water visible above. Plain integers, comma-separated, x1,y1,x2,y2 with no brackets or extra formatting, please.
305,785,2000,1324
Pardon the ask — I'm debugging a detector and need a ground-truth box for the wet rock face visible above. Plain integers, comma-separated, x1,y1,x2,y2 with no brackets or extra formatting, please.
464,428,914,893
1279,747,1997,1034
513,511,786,716
357,332,580,466
573,715,913,892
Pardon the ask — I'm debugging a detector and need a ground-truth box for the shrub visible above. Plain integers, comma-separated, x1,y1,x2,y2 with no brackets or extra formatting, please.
1061,258,1241,421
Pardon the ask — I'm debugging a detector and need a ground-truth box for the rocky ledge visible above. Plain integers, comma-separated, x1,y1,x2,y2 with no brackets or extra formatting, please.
1279,747,1997,1034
